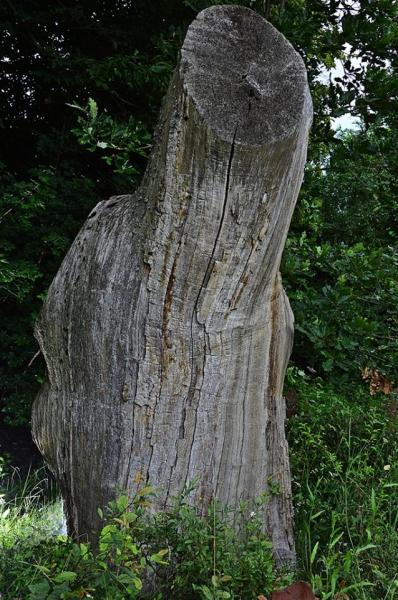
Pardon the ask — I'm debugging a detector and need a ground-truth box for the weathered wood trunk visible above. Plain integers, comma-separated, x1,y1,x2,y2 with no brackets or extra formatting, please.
32,5,312,566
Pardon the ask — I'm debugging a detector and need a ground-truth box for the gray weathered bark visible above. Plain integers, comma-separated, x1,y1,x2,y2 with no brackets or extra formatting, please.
32,5,312,566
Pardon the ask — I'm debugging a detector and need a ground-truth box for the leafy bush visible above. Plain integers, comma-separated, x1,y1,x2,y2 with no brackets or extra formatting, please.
0,487,166,600
282,126,398,383
0,481,290,600
69,98,152,179
133,482,292,599
0,164,98,425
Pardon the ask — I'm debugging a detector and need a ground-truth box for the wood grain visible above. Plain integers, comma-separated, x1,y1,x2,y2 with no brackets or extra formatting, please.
32,5,312,566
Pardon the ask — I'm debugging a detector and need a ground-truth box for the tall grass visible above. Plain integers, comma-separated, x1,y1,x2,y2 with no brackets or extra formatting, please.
0,463,62,542
288,372,398,599
0,463,64,595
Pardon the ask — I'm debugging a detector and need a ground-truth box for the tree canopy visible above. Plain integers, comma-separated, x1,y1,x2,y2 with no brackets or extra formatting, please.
1,0,397,424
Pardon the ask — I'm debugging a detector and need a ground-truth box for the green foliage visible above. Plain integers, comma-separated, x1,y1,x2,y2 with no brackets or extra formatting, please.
2,378,398,599
1,0,397,423
0,464,64,599
0,482,290,599
287,371,398,599
0,164,97,424
0,0,186,424
0,486,163,600
69,98,152,180
134,483,291,599
282,125,398,383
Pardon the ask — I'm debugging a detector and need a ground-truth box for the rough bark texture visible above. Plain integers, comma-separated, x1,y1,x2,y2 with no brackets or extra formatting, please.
32,5,312,566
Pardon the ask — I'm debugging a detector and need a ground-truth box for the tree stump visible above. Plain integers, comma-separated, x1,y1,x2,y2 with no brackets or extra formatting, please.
32,5,312,566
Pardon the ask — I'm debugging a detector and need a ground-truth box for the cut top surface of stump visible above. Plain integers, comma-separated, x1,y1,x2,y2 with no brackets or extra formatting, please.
181,4,311,146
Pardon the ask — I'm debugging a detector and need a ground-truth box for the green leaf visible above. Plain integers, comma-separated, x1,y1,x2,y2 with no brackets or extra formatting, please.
88,98,98,120
28,581,50,598
53,571,77,584
310,541,319,565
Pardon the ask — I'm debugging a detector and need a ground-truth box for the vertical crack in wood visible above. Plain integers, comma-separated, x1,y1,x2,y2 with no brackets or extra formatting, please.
184,125,238,492
32,5,312,566
124,277,150,491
